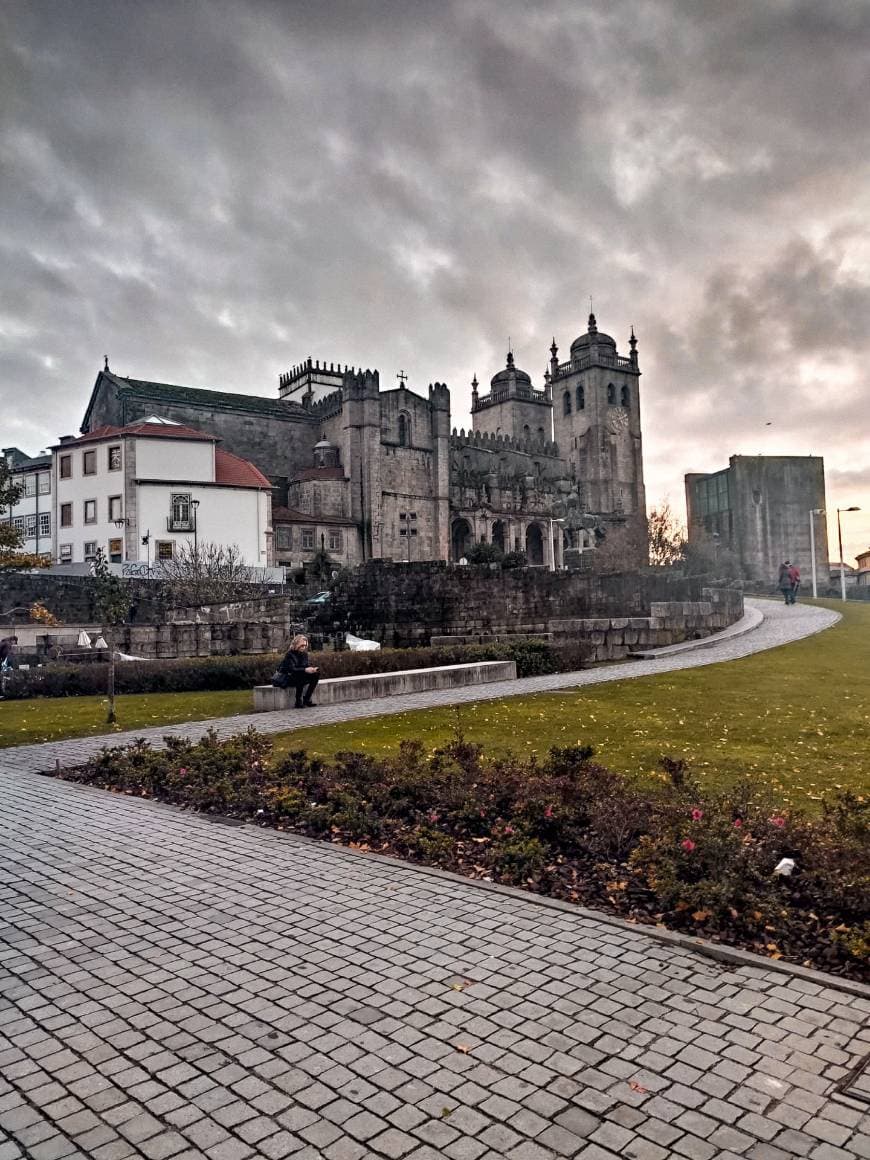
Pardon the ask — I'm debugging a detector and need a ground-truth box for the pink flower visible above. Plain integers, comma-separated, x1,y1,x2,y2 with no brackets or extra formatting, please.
691,808,704,821
733,818,743,829
179,768,188,776
428,811,439,824
770,816,786,828
544,805,554,819
503,825,514,835
681,839,696,853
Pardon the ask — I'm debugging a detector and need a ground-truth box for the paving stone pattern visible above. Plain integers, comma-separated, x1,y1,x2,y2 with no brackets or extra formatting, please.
0,600,840,777
1,766,868,1160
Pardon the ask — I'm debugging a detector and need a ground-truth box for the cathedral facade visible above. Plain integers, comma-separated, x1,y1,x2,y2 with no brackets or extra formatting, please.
81,314,646,570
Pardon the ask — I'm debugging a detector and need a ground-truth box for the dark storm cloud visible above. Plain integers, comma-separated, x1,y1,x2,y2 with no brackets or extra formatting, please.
2,0,869,555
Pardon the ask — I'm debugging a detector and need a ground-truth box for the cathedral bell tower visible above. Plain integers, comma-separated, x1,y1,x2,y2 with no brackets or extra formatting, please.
550,314,645,521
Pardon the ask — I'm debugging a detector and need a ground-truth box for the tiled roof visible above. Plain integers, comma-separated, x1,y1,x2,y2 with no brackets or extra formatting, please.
272,505,357,527
55,422,217,447
113,374,309,419
214,449,272,489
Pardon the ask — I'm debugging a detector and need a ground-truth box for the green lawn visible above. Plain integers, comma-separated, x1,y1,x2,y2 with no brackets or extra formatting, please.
0,689,251,747
2,600,868,806
273,598,870,804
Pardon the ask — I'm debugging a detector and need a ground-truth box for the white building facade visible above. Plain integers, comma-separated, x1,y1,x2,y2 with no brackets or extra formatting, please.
51,418,272,568
1,447,53,559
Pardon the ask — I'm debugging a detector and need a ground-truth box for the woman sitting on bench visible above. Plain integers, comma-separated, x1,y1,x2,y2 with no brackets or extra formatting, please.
272,634,320,708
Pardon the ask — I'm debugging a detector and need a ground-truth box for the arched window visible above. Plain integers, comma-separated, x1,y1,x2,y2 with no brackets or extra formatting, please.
397,413,410,446
621,384,630,407
562,391,572,416
523,424,530,440
607,383,616,405
576,383,585,410
537,426,545,443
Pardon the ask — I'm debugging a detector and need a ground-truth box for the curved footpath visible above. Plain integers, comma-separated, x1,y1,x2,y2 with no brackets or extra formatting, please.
0,598,840,775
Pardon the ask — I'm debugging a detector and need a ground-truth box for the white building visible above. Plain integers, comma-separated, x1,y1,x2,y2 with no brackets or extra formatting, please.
51,417,272,567
1,447,53,559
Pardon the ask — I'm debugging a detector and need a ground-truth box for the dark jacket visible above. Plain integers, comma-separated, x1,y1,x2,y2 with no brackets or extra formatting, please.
278,648,310,675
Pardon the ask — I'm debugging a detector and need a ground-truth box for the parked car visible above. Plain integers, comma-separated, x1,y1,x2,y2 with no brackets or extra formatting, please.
304,590,332,607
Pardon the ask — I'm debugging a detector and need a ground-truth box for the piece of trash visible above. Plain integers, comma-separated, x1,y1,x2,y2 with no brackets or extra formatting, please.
628,1081,649,1094
772,858,795,877
455,1044,472,1054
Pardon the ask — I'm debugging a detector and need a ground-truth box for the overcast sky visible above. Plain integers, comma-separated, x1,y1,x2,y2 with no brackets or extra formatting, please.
2,0,869,563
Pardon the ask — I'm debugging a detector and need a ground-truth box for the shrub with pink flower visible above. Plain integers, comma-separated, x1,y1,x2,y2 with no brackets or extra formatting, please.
691,808,704,821
681,838,696,852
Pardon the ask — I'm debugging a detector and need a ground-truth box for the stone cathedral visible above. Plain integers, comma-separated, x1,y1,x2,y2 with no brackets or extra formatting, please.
81,312,646,570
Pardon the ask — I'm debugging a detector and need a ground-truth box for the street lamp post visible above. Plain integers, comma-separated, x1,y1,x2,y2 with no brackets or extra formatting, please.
808,509,824,599
837,506,860,601
191,499,200,556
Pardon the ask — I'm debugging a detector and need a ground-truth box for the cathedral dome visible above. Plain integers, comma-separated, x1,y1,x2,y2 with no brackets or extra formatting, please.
490,350,531,390
569,312,616,359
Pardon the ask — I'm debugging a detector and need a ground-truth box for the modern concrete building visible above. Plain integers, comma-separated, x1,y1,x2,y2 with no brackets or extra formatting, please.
685,455,828,583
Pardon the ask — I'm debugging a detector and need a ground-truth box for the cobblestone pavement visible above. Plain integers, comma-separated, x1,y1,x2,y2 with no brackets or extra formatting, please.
1,765,868,1160
0,600,840,776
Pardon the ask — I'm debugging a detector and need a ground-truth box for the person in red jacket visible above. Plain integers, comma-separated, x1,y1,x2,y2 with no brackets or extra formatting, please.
787,562,801,604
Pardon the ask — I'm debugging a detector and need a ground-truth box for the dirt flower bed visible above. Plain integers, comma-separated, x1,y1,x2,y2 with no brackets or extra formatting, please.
56,729,870,981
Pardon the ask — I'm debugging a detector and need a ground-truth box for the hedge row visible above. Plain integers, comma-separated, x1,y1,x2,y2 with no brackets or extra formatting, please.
59,731,870,980
4,639,591,699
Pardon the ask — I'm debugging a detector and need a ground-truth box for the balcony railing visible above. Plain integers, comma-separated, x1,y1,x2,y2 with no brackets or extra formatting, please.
166,517,194,532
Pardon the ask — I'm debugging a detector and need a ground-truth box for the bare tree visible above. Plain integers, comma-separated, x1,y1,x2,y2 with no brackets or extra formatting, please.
647,502,687,567
155,541,255,606
90,548,131,724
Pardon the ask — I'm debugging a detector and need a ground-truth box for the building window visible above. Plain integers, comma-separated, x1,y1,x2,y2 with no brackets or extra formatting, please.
12,516,25,534
38,472,50,494
24,514,37,538
24,474,37,497
562,391,572,416
301,528,315,551
83,499,97,524
109,537,123,563
59,455,72,479
38,512,50,537
83,449,97,475
621,384,630,407
169,492,192,530
328,530,342,552
108,445,122,471
576,383,585,410
109,496,122,522
607,383,616,405
156,540,174,561
84,541,98,561
60,503,73,528
59,544,73,564
274,526,292,551
397,413,410,447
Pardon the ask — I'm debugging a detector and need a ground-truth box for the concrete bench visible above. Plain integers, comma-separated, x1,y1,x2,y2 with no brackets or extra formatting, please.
253,659,517,711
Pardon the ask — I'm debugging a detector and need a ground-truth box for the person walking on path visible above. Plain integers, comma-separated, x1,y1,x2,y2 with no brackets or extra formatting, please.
777,562,793,604
273,634,320,708
787,562,801,604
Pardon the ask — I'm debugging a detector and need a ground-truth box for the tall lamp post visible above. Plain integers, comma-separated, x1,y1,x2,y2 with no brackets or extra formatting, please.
837,506,860,601
808,508,824,598
191,499,200,555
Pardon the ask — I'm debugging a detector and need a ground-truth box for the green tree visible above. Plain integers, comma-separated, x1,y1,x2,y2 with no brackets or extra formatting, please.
90,548,131,724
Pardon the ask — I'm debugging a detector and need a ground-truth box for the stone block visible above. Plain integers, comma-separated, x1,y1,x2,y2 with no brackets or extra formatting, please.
253,660,517,711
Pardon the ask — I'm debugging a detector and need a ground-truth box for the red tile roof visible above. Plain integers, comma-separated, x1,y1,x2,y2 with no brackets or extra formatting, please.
214,448,272,489
55,421,217,447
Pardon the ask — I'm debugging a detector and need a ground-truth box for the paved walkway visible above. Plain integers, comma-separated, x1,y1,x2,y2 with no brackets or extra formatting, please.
0,600,840,775
1,764,868,1160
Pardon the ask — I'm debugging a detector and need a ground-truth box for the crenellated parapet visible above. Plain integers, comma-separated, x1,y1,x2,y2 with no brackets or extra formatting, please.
278,358,351,393
309,389,344,419
343,367,380,398
450,428,560,458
